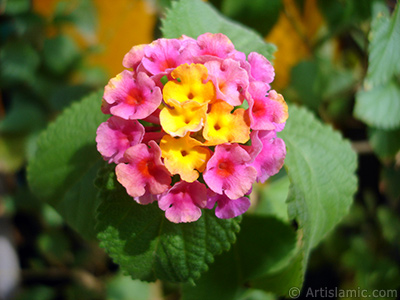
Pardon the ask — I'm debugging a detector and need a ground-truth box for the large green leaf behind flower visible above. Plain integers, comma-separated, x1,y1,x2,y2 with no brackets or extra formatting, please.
27,90,107,239
96,166,241,283
183,105,357,298
161,0,276,61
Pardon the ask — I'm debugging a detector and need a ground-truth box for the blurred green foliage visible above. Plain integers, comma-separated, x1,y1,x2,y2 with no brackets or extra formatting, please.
1,0,400,299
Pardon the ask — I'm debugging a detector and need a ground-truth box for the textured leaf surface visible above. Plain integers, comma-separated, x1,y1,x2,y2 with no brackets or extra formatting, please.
355,80,400,130
366,4,400,87
27,90,107,239
279,105,358,251
184,105,357,297
96,168,241,283
181,215,298,300
161,0,276,60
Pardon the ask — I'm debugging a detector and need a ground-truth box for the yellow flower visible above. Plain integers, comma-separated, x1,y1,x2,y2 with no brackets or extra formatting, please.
163,63,215,105
160,134,212,182
203,100,250,145
160,99,208,137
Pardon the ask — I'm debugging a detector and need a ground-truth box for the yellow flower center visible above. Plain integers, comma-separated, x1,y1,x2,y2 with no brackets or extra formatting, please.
160,134,212,182
162,63,216,105
203,100,250,145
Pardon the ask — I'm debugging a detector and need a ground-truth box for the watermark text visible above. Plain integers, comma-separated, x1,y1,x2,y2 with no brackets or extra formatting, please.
288,287,398,298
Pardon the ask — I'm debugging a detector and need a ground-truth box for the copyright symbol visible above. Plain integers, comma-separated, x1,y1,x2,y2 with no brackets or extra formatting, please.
288,287,301,298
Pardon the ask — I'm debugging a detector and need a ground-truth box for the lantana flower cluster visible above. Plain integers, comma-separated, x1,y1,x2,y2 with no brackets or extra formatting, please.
96,33,288,223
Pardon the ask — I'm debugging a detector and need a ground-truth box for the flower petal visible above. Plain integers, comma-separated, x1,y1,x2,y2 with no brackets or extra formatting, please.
103,71,162,120
96,116,145,163
248,82,288,130
123,44,146,70
160,134,212,182
205,58,249,106
163,63,216,105
158,181,208,223
208,193,251,219
116,140,171,199
251,131,286,183
141,38,192,75
248,52,275,84
159,99,208,137
203,144,257,199
203,100,250,145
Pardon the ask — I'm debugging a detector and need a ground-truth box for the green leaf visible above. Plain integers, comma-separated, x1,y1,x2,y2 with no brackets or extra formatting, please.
368,127,400,159
366,3,400,87
161,0,276,61
106,273,153,300
181,215,298,300
27,90,108,239
254,174,290,222
249,249,305,296
247,105,357,296
279,105,358,252
96,168,241,283
354,79,400,129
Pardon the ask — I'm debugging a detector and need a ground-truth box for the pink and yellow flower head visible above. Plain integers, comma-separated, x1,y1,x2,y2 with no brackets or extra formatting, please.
96,33,288,223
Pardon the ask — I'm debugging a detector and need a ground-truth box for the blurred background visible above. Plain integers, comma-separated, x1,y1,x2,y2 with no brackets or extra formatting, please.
0,0,399,299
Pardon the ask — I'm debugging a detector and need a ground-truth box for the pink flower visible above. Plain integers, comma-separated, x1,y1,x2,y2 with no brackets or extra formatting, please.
247,52,275,84
115,140,171,201
205,58,249,106
203,144,257,200
141,38,191,75
190,33,235,58
97,33,288,223
134,192,161,205
248,82,288,131
158,181,208,223
123,44,146,71
102,71,162,120
250,130,286,183
185,33,245,63
206,193,251,219
96,116,145,164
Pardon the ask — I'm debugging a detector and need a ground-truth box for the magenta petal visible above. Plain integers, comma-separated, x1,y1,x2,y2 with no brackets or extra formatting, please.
96,116,144,164
185,33,236,60
205,59,249,106
103,71,162,120
123,44,146,70
251,131,286,183
248,82,288,131
241,130,263,163
203,144,257,200
116,141,171,200
158,181,208,223
273,122,286,132
142,38,191,75
211,194,251,219
135,191,161,205
248,52,275,84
